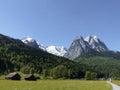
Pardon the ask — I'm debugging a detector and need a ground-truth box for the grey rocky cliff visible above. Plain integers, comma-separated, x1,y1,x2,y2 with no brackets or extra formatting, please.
64,35,91,60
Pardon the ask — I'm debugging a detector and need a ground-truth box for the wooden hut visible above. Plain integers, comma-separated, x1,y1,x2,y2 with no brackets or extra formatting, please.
24,74,37,81
5,72,21,80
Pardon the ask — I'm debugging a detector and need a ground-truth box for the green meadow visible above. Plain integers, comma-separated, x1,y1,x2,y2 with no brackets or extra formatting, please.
0,80,111,90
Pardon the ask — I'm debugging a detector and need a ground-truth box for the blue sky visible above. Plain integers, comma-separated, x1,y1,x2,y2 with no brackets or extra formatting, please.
0,0,120,51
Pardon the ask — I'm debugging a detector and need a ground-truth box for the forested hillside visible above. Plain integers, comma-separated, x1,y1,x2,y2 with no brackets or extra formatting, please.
75,56,120,79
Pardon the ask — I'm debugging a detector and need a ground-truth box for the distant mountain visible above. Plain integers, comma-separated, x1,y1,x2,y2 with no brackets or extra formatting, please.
64,35,109,60
21,37,67,56
21,35,120,60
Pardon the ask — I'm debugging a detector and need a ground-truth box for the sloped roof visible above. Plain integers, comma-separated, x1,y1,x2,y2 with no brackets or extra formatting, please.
6,72,18,78
24,74,34,78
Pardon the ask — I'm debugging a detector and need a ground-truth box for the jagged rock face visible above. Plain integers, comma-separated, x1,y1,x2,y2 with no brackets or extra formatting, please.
64,36,91,60
85,36,108,52
21,37,39,49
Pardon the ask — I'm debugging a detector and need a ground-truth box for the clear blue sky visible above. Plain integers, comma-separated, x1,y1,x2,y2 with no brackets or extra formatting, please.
0,0,120,51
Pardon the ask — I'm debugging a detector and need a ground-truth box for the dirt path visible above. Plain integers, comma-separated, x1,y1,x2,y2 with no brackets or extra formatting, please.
107,81,120,90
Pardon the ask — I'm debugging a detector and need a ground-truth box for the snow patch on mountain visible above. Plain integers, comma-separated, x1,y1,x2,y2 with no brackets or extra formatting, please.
46,46,67,56
37,42,46,51
22,37,35,44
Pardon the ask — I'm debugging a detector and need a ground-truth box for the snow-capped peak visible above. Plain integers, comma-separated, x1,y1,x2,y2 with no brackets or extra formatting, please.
22,37,35,44
21,37,39,49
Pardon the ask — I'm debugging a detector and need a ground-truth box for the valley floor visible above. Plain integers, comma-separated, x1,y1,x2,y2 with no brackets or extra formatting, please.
0,80,111,90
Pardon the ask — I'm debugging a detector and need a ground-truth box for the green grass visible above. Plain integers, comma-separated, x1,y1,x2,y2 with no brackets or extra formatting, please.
0,80,111,90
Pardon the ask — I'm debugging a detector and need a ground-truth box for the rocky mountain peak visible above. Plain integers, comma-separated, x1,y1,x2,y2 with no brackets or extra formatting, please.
75,35,84,40
64,35,91,60
85,35,108,52
22,37,35,43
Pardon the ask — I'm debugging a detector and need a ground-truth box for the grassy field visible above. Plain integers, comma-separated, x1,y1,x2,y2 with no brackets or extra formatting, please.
0,80,111,90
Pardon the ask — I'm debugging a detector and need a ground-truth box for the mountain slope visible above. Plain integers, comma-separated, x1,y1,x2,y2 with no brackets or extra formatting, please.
75,56,120,78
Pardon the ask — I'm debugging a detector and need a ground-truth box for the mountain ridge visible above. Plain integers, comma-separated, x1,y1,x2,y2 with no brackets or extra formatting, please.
21,35,120,60
21,35,109,59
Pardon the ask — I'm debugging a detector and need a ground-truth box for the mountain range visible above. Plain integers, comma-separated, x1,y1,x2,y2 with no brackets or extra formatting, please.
22,35,108,60
1,33,120,79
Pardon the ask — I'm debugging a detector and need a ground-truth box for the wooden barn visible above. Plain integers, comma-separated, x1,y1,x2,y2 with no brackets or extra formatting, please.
5,72,21,80
24,74,37,81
